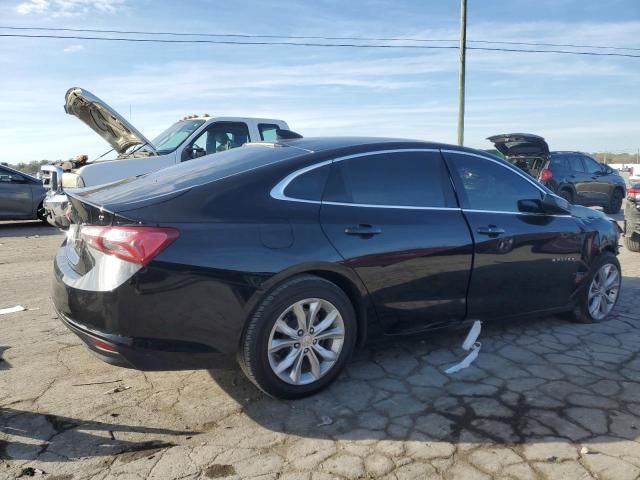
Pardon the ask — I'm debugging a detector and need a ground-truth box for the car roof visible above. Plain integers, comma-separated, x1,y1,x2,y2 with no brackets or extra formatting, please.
266,136,478,154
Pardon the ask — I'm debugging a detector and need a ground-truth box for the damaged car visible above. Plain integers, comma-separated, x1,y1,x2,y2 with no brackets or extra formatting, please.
53,137,621,398
489,133,626,214
41,87,291,227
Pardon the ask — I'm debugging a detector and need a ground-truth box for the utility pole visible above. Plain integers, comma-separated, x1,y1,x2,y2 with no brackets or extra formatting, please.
457,0,467,146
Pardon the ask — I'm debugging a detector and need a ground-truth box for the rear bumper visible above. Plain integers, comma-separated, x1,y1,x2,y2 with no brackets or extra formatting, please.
52,246,240,371
56,308,235,370
44,192,70,228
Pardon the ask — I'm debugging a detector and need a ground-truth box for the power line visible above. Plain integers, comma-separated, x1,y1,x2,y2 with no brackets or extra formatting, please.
1,25,639,52
1,33,640,58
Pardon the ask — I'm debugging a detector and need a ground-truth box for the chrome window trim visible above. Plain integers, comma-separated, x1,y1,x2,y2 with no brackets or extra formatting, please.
270,148,442,206
270,159,333,202
324,201,459,211
463,208,572,218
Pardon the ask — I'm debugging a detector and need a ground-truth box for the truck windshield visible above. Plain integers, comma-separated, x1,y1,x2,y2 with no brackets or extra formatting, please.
151,120,205,154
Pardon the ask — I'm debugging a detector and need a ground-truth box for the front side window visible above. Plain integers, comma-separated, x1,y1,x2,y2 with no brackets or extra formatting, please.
186,122,250,160
583,156,603,174
259,123,280,141
323,151,451,207
151,120,205,155
448,154,542,212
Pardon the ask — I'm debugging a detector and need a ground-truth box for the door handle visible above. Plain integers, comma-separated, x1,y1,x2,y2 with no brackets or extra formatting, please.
476,225,505,237
344,224,382,236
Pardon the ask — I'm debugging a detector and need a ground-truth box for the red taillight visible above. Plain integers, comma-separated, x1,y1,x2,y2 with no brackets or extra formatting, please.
540,168,553,182
80,225,179,265
629,187,640,196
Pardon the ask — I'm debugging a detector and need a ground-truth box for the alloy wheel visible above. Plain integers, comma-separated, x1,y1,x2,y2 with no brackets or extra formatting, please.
267,298,345,385
587,263,620,321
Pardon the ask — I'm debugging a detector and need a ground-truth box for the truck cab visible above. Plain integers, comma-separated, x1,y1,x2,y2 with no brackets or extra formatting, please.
42,87,289,227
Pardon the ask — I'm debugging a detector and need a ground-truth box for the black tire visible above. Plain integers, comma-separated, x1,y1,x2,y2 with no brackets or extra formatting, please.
238,275,356,399
604,189,623,214
559,188,574,204
624,233,640,252
572,252,621,324
36,202,50,225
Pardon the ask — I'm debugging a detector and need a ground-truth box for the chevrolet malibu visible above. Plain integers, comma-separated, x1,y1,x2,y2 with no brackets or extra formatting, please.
53,137,622,398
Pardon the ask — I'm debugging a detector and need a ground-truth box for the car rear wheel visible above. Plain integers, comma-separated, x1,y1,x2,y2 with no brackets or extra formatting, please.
604,189,623,214
573,253,621,323
624,233,640,252
238,275,356,399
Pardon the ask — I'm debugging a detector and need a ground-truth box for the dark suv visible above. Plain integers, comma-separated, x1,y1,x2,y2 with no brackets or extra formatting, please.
489,134,626,214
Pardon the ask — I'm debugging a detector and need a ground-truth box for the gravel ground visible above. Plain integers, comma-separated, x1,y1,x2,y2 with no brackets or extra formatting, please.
1,213,639,480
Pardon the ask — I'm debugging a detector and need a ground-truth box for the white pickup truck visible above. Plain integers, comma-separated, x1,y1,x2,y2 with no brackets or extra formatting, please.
42,87,290,227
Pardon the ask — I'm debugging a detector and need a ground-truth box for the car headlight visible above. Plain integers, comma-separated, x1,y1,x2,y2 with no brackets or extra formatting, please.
61,172,85,188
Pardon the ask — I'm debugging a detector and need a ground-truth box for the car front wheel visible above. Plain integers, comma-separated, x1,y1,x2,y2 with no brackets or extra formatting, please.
239,275,356,399
604,190,623,214
573,253,621,323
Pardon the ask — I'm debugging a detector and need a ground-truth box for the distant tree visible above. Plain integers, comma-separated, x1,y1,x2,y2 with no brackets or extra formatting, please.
591,152,639,165
10,160,53,176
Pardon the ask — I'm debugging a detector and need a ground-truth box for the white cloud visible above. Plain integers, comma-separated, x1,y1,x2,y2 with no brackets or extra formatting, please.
16,0,125,17
16,0,48,14
63,44,84,53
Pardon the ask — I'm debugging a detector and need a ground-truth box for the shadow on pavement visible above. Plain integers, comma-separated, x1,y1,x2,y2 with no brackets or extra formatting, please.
0,408,194,461
0,221,61,238
206,275,640,447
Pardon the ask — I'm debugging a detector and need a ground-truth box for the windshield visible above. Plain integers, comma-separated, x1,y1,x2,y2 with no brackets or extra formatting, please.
151,120,205,154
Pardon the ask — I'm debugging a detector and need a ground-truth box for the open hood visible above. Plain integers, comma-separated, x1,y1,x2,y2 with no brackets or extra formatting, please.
64,87,157,155
487,133,549,157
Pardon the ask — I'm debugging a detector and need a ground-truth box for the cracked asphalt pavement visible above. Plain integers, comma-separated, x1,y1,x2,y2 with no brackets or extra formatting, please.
1,215,640,480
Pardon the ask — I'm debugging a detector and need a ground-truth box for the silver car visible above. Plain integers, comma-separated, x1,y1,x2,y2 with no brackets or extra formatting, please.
0,164,47,222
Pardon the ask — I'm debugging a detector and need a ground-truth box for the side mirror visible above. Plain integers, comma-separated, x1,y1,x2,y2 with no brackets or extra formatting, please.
541,193,571,213
191,145,206,159
517,198,544,214
518,194,571,215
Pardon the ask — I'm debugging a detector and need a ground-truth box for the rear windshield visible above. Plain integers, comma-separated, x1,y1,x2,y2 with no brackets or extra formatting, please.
71,145,306,208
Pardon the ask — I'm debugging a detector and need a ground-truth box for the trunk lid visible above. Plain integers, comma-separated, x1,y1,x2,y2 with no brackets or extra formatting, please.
65,87,157,156
487,133,550,158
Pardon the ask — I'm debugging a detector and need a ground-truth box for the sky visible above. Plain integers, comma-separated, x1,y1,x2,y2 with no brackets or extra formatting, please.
0,0,639,164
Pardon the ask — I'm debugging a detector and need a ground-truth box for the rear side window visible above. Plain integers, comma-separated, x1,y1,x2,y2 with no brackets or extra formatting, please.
323,151,452,207
549,154,567,168
567,155,586,172
283,164,331,201
259,124,280,141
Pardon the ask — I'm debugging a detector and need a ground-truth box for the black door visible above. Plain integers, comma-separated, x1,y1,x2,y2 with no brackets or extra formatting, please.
443,151,585,320
564,154,592,204
0,168,33,219
319,150,473,334
582,155,611,204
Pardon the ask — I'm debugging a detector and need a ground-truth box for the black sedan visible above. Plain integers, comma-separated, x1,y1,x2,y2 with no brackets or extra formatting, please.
53,137,622,398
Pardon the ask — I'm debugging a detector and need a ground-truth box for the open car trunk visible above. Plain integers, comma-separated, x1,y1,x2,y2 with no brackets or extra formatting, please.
488,133,550,179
